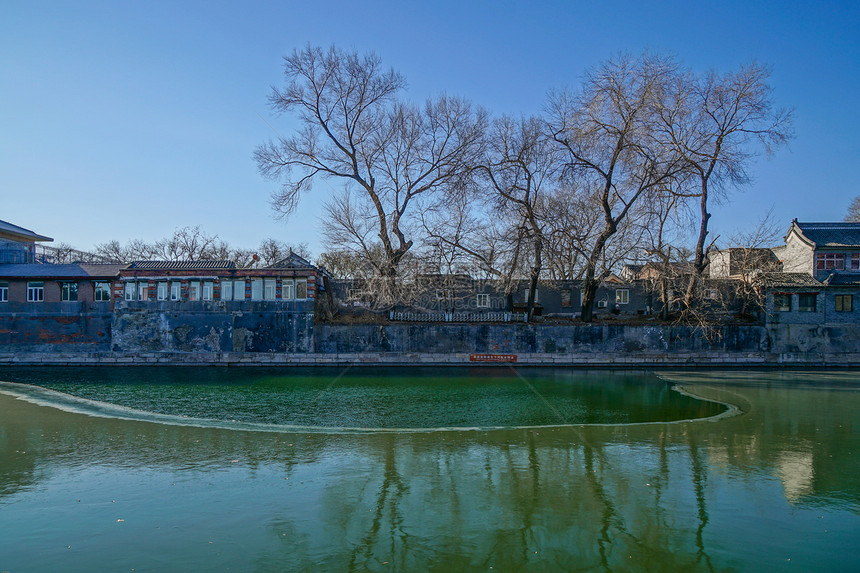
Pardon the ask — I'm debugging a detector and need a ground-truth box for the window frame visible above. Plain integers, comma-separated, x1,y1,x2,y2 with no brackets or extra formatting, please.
27,281,44,302
263,279,277,300
798,292,818,312
250,279,263,301
835,294,853,312
221,280,233,301
296,279,307,300
170,282,181,301
202,281,214,301
233,280,246,300
436,289,452,302
773,293,792,312
188,281,200,302
476,293,489,308
94,281,111,302
137,281,149,301
816,253,845,270
281,279,295,300
124,282,135,301
615,289,629,305
61,281,78,302
561,289,572,307
523,288,539,303
157,282,168,301
0,281,8,302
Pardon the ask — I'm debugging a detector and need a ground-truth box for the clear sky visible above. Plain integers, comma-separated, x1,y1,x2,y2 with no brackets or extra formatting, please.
2,0,858,257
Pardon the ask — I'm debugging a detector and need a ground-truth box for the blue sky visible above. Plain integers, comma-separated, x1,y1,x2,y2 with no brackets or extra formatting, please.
2,0,858,257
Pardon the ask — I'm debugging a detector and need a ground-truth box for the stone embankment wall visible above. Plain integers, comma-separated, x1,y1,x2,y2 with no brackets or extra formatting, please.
111,301,314,353
0,302,112,352
1,321,858,366
313,323,768,354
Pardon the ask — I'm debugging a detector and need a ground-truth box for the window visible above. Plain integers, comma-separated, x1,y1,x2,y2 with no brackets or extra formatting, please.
202,281,213,301
124,282,135,301
523,289,539,303
137,282,148,301
232,280,245,300
157,282,168,301
189,281,200,301
616,289,629,305
281,279,294,300
263,279,277,300
705,288,719,300
27,281,44,302
221,280,233,301
816,253,845,270
850,253,860,271
94,281,111,301
170,282,181,301
436,289,452,301
348,288,370,301
61,282,78,301
773,293,792,312
798,293,817,312
835,294,853,312
0,281,8,302
251,279,263,300
296,279,307,299
561,289,571,307
476,293,489,308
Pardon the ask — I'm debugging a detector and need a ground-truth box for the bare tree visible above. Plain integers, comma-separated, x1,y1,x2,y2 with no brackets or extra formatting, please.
255,238,311,266
477,115,559,320
547,52,685,322
152,226,221,261
636,180,695,319
656,62,794,308
845,196,860,222
255,45,486,306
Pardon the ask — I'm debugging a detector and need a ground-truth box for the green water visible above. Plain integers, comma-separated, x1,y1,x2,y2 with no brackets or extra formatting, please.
0,367,858,571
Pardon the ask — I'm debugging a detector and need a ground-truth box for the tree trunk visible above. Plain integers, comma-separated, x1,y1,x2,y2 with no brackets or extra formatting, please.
526,239,542,322
685,182,710,308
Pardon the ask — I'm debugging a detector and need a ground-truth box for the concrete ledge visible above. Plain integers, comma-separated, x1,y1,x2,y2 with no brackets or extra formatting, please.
1,351,859,367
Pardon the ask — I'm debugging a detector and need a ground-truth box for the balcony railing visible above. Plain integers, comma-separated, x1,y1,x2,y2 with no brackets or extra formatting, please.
388,311,527,323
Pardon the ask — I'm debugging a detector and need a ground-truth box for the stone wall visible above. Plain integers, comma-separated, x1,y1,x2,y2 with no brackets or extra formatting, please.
313,323,769,355
111,301,314,353
0,302,111,351
1,313,857,365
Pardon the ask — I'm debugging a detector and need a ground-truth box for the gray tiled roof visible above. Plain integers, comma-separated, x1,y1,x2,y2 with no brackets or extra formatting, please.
127,260,236,270
822,272,860,286
0,219,53,242
267,252,315,269
758,272,822,289
0,263,126,278
796,222,860,248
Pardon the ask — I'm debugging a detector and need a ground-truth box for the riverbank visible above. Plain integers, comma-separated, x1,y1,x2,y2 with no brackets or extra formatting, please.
1,349,858,367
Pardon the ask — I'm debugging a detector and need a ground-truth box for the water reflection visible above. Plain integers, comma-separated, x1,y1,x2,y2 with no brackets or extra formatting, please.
0,371,858,572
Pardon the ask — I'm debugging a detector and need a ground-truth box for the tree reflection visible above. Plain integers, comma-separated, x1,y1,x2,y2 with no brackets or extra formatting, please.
1,376,859,571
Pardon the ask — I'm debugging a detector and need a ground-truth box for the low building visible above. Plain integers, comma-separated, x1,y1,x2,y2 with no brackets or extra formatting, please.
709,248,782,278
111,254,322,353
0,219,53,264
0,263,124,350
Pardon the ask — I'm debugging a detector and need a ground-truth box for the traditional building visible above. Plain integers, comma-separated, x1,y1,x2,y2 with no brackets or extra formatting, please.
763,221,860,325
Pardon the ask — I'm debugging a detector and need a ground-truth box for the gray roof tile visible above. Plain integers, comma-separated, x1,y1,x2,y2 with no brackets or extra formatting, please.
127,260,236,270
796,222,860,248
0,263,125,278
758,272,822,288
